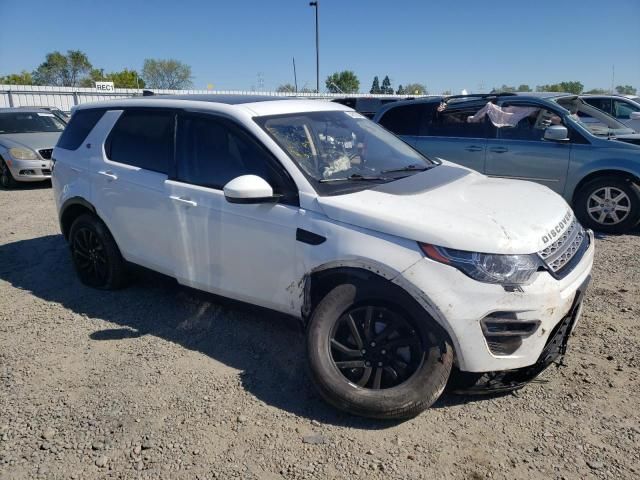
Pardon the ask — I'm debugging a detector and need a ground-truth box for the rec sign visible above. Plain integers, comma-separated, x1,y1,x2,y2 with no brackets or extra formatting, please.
95,81,115,92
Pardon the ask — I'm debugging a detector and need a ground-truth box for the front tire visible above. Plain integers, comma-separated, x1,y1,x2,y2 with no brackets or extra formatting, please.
68,214,128,289
307,282,453,419
574,176,640,234
0,158,17,189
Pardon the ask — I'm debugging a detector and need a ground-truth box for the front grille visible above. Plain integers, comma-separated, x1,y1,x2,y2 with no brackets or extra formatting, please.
538,216,587,275
38,149,53,160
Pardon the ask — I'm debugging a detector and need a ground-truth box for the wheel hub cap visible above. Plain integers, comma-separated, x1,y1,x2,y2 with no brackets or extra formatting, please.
587,186,631,225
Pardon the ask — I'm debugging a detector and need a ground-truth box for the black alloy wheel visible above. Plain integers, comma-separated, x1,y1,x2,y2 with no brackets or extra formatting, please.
330,305,423,390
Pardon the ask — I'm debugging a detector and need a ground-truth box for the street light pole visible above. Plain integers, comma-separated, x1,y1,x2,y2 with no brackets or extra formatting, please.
309,1,319,93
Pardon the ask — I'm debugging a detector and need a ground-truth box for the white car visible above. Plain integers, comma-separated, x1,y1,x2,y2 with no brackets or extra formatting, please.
52,95,594,419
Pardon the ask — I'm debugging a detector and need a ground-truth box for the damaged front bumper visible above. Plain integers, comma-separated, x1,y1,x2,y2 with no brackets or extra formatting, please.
448,274,591,394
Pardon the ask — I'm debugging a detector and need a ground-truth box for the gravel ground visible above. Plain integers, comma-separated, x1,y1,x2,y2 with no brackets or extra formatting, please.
1,183,639,480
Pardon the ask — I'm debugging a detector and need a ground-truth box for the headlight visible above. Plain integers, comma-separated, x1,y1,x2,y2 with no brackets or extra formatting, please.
419,243,540,286
9,147,39,160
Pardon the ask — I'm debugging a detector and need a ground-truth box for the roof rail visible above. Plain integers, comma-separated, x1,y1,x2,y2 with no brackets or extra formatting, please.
443,92,517,102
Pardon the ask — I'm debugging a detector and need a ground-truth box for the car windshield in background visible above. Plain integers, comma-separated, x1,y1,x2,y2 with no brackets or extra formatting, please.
556,98,635,137
0,112,66,134
256,111,433,189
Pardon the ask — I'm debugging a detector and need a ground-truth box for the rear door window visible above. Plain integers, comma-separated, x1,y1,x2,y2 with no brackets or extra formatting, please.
583,98,612,115
105,110,174,174
378,104,429,136
56,109,105,150
426,107,489,138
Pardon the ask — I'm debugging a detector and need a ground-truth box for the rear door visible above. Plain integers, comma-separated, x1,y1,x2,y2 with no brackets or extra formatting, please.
90,108,176,275
485,101,571,193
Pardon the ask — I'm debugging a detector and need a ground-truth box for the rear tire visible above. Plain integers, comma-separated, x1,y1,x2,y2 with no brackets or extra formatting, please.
307,281,453,419
0,158,17,189
68,214,128,289
574,176,640,234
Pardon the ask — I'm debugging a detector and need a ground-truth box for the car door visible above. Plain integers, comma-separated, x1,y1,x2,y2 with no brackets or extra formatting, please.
485,102,571,194
167,112,301,315
90,108,176,275
378,102,488,172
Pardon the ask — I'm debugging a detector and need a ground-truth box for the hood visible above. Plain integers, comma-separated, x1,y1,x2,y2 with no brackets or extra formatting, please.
316,162,573,255
610,133,640,146
0,132,62,152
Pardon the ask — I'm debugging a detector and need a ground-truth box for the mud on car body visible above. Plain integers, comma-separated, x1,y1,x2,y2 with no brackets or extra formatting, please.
52,95,594,419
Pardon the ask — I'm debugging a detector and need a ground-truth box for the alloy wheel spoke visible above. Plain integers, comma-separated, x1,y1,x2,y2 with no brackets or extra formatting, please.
598,211,607,223
612,192,627,203
363,306,373,341
383,366,399,380
372,368,383,390
346,314,364,349
331,339,362,357
615,204,630,212
356,367,373,387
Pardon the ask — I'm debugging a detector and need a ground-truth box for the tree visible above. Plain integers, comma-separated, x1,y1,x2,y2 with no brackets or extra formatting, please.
402,83,427,95
79,68,144,89
325,71,360,94
370,76,381,94
396,85,404,95
0,71,33,85
381,75,393,94
517,84,532,92
616,85,637,95
585,88,609,94
142,58,192,90
276,83,296,93
495,84,516,93
536,81,583,94
33,50,92,86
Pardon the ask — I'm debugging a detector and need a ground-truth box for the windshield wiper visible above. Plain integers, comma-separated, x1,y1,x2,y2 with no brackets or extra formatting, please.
381,164,432,174
319,173,393,183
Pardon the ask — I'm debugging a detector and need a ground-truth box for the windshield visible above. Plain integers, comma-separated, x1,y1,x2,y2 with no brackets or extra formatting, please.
0,112,66,134
556,97,635,136
256,110,433,190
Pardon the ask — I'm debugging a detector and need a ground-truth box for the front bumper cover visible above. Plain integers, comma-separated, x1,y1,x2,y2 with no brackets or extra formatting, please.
448,274,591,394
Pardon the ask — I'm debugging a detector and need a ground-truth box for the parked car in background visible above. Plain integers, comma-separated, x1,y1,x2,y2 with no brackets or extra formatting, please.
331,96,406,118
0,108,65,188
580,95,640,132
52,95,593,419
374,93,640,233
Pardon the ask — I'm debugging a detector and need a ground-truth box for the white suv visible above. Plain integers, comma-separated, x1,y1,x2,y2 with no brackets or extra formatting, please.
52,95,594,419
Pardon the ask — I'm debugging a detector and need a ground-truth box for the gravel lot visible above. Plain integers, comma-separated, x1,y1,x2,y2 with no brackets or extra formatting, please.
1,184,639,480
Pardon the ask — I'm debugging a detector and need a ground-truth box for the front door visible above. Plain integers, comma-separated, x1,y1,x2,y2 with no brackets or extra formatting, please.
485,102,571,194
168,113,301,315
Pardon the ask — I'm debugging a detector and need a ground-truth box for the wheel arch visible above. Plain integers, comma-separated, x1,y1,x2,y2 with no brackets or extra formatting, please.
571,168,640,205
59,197,97,240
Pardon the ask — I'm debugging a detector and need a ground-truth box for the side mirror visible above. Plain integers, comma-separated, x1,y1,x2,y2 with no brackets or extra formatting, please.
544,125,569,142
630,111,640,120
223,175,282,204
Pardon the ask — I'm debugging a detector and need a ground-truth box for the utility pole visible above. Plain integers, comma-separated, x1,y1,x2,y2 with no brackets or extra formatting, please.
293,57,298,93
309,1,319,93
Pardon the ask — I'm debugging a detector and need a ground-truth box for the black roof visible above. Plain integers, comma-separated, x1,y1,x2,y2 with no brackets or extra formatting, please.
142,94,294,104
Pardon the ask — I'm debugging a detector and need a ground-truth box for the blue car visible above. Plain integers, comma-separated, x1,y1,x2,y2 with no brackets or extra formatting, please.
374,92,640,233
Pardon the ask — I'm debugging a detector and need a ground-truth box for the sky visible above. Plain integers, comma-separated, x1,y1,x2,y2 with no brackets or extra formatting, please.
1,0,639,94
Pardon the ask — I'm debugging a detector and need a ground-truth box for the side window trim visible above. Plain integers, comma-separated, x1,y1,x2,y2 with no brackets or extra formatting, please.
174,111,300,206
104,108,177,175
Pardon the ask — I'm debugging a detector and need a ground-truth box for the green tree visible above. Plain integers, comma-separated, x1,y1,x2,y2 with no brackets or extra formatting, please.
370,76,381,94
0,71,33,85
276,83,296,93
381,75,393,94
142,58,192,90
79,68,144,89
584,88,609,94
396,85,404,95
33,50,92,86
402,83,427,95
517,84,532,92
616,85,637,95
536,81,583,94
495,84,516,93
325,71,360,94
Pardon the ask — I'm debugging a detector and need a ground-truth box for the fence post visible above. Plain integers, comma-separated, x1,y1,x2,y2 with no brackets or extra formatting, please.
72,91,79,106
7,90,14,107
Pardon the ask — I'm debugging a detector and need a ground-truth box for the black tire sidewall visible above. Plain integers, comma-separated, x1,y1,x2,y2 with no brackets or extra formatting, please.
307,281,453,419
575,176,640,234
68,214,127,289
0,159,16,189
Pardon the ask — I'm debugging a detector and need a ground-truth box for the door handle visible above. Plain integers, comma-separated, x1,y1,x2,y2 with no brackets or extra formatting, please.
490,147,509,153
169,195,198,207
98,170,118,181
465,146,483,152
